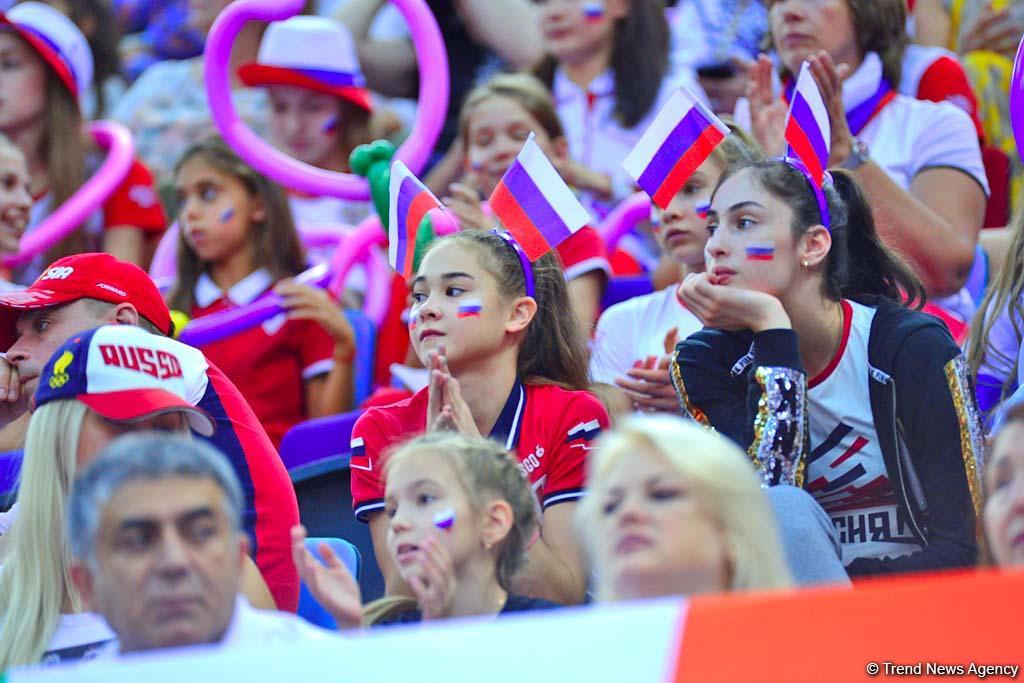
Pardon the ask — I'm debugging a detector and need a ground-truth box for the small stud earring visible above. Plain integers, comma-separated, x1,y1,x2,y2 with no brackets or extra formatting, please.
802,260,809,268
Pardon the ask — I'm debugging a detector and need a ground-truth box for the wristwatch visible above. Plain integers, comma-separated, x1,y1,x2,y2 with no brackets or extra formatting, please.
840,137,870,171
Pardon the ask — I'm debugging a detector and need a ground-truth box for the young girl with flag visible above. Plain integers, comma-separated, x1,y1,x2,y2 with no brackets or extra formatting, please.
591,85,759,416
445,73,610,328
351,143,609,605
671,156,984,576
167,138,356,448
750,0,987,313
294,433,560,627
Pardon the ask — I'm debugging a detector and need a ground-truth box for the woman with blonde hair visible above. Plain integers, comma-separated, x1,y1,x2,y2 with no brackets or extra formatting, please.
0,326,271,668
581,415,847,601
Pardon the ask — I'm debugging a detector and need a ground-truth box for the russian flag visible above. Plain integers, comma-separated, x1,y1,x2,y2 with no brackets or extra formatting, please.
745,243,775,261
784,62,831,186
623,86,729,210
457,298,483,318
388,160,443,279
582,2,604,21
489,133,592,261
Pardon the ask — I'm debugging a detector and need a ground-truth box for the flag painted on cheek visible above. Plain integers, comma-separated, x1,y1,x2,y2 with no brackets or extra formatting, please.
695,202,710,219
784,62,831,186
623,86,729,210
220,206,234,223
745,243,776,261
489,133,591,261
582,2,604,21
389,161,445,279
322,116,338,134
457,298,483,318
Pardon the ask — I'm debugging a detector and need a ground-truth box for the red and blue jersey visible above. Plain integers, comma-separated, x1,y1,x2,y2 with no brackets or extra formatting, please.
350,379,609,521
180,349,300,611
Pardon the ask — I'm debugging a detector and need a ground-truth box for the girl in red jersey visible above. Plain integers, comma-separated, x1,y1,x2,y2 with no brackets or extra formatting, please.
167,137,355,447
350,229,608,605
295,433,560,627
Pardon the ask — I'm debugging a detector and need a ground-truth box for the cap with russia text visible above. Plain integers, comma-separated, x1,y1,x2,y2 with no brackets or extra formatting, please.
35,325,214,436
0,253,173,352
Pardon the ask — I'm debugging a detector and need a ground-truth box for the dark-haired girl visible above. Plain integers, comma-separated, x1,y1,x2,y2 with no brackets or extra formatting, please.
671,159,985,576
350,229,608,605
533,0,707,219
168,138,355,448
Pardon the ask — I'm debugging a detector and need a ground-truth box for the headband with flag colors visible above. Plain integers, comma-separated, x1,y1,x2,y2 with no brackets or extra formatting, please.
622,86,730,210
489,133,592,262
388,160,444,279
782,61,832,230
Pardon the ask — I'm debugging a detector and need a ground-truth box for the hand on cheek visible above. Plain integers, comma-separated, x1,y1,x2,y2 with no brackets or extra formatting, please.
406,536,456,620
678,272,790,332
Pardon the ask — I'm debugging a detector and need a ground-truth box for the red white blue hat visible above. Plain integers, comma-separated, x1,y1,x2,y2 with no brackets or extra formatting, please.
0,2,93,104
238,15,373,112
35,325,215,437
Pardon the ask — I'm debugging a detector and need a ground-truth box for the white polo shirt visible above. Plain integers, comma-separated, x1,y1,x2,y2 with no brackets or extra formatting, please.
553,67,709,220
93,596,335,659
589,286,702,385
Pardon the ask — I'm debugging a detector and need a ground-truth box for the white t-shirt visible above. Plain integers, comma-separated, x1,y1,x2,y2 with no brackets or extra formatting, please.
93,596,334,659
806,299,923,565
589,286,702,385
40,612,116,666
553,67,709,220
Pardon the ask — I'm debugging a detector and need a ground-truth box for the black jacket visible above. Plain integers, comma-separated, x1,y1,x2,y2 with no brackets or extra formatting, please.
670,297,985,576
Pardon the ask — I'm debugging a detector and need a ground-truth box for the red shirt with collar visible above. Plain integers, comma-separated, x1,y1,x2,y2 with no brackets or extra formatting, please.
189,270,336,448
556,226,610,281
350,378,609,521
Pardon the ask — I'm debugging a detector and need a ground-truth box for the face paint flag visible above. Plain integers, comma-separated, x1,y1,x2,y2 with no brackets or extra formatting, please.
457,298,483,318
622,86,729,210
695,202,710,219
784,61,831,186
489,133,592,261
582,1,604,21
745,243,776,261
389,160,444,279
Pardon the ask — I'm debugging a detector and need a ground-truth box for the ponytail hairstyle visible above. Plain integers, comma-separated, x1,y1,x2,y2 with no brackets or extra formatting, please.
362,432,537,625
167,137,306,312
535,0,669,129
425,229,591,390
716,160,925,308
967,204,1024,395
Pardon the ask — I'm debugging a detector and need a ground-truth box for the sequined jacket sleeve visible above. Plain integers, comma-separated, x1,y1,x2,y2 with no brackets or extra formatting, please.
671,327,808,487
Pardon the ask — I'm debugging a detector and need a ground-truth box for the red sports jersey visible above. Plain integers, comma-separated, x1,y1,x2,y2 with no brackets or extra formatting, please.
190,270,336,448
350,379,609,521
555,226,611,281
103,159,167,233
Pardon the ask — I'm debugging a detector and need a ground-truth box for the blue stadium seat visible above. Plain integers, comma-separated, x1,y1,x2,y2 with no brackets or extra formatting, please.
296,537,361,630
279,409,362,483
601,275,654,310
344,308,376,406
0,450,22,507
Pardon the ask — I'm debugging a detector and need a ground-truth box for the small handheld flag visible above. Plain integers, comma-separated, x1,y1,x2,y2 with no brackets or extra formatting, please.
388,160,445,279
623,86,729,210
489,133,592,261
784,61,831,186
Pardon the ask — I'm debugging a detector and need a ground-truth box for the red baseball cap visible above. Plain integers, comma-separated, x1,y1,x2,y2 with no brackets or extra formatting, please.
0,253,173,352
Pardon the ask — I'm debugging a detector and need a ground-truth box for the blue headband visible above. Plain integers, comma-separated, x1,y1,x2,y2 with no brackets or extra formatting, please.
492,229,535,299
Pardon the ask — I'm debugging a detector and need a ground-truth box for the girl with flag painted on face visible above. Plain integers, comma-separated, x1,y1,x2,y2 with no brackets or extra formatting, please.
445,73,611,330
672,158,985,577
167,137,356,448
591,121,759,418
239,15,376,232
350,227,609,606
294,433,560,628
